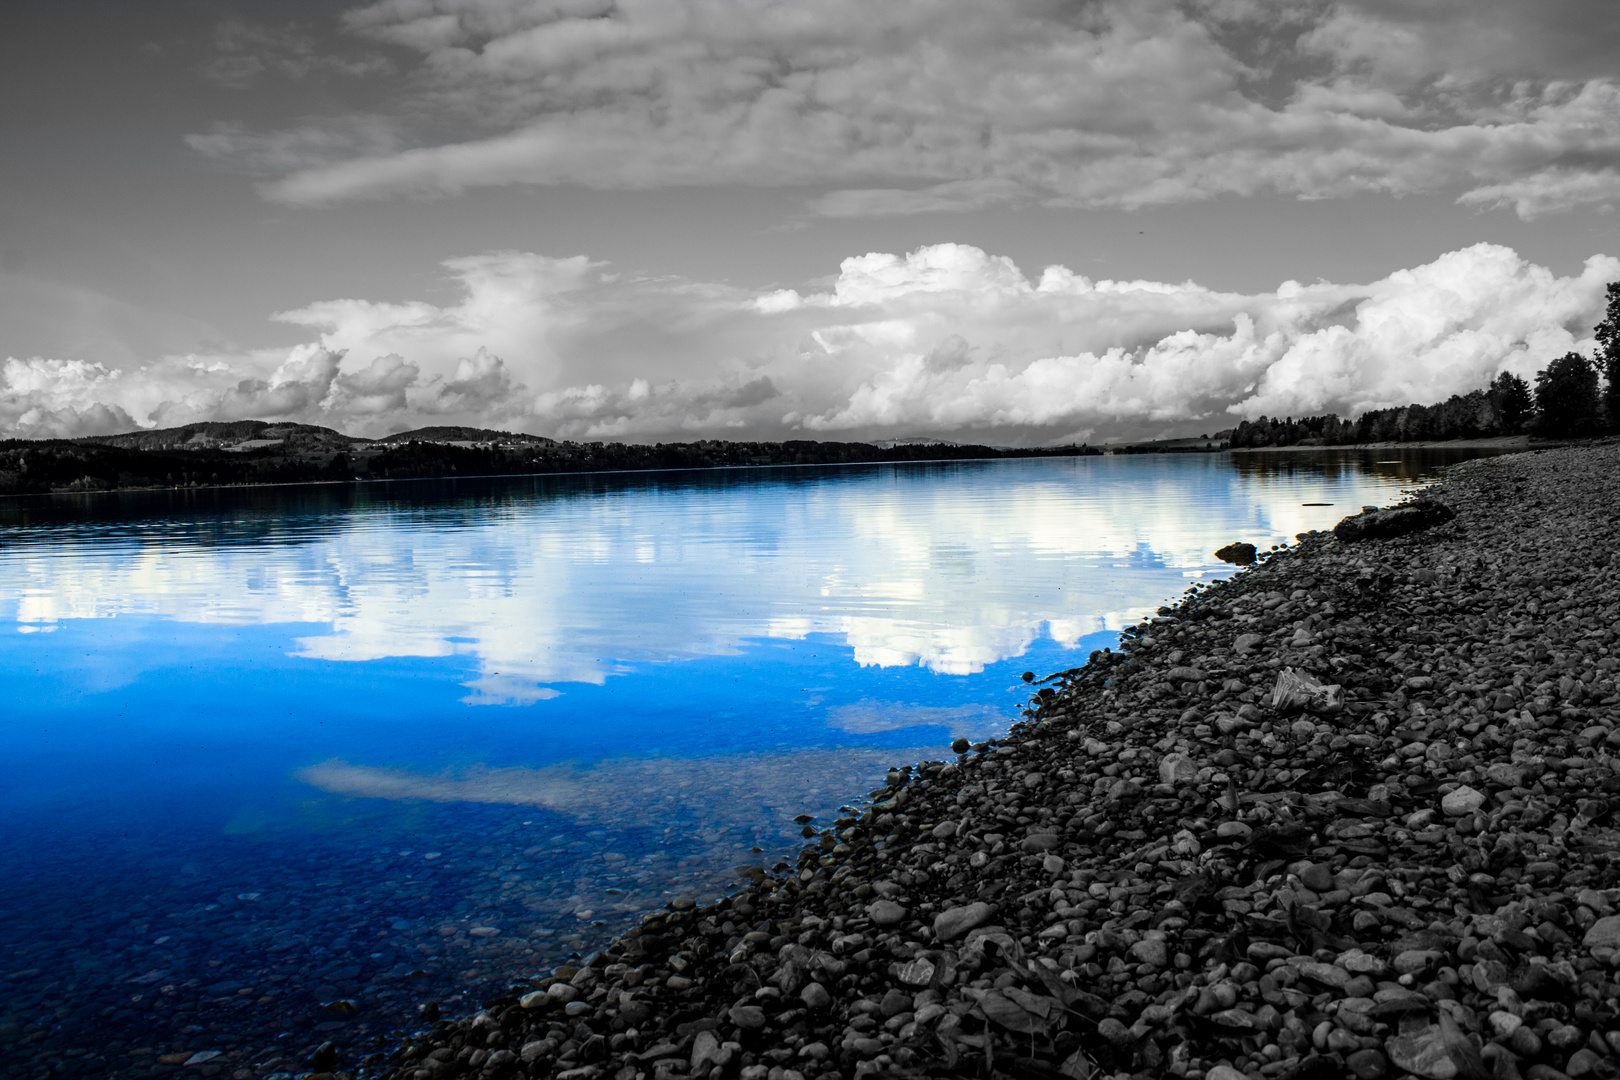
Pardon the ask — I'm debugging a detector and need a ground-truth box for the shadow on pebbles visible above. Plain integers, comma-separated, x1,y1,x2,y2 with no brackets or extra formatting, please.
378,442,1620,1080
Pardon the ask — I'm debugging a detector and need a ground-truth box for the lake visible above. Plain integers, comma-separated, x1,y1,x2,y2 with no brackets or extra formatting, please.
0,447,1493,1078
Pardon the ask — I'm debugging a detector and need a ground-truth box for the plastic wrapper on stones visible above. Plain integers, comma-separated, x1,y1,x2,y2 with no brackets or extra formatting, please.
1271,667,1344,715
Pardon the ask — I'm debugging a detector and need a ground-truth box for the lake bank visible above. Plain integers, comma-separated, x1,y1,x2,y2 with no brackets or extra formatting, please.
378,440,1620,1080
1229,435,1538,453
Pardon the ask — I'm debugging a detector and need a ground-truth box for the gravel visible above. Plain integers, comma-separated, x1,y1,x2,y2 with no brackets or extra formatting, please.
375,442,1620,1080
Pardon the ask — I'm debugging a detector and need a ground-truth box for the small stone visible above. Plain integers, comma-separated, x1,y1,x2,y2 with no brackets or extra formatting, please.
1300,863,1334,892
1159,753,1197,785
800,982,831,1009
1385,1024,1459,1079
1441,786,1486,817
1097,1017,1132,1045
728,1004,767,1030
868,899,906,926
951,737,971,754
931,820,958,839
1129,939,1169,967
934,901,995,941
1509,1024,1542,1058
1338,950,1386,975
880,989,911,1018
690,1030,723,1072
1566,1049,1604,1078
1297,961,1352,989
1346,1047,1388,1079
1019,832,1061,853
564,1000,592,1016
1234,633,1265,654
1217,821,1252,839
1582,915,1620,949
1489,1011,1523,1038
1205,1066,1249,1080
519,990,547,1009
1394,949,1442,974
1043,853,1066,875
896,957,936,986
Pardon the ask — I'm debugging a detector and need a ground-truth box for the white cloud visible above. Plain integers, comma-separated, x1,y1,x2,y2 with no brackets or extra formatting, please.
0,357,135,439
196,0,1620,218
0,450,1397,691
3,241,1615,442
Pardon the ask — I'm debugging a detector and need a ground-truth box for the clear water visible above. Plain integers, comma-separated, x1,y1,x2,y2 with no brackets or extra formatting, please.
0,448,1493,1077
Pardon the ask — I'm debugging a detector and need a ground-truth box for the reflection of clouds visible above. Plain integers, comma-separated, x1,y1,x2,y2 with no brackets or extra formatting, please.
298,745,945,832
824,701,1003,737
0,459,1418,689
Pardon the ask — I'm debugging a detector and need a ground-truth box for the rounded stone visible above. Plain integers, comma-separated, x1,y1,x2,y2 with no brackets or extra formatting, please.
728,1004,767,1030
1346,1048,1388,1079
1582,914,1620,949
800,982,831,1009
1300,863,1335,892
868,899,906,927
1442,786,1486,816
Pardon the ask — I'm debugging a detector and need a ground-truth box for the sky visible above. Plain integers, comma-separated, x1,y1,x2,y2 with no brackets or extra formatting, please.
1,0,1618,445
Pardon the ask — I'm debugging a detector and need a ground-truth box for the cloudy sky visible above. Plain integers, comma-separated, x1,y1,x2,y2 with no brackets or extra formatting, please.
2,0,1618,443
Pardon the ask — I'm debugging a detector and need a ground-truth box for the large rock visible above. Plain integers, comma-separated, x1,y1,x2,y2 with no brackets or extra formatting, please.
1333,498,1455,542
1214,541,1257,565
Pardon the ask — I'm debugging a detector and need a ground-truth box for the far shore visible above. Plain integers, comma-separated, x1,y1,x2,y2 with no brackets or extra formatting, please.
1224,434,1538,452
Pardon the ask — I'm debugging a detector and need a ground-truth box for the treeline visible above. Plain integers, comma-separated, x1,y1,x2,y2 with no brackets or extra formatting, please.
0,436,1103,497
1232,282,1620,448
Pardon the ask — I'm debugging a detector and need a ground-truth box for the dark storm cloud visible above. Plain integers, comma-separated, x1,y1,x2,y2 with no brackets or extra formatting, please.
188,0,1620,218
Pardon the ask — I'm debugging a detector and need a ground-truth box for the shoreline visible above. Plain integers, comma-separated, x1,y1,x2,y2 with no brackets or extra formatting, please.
378,441,1618,1080
1228,436,1541,453
0,436,1583,503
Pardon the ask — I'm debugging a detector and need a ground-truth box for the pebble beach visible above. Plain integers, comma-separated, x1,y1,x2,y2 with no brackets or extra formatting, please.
374,440,1620,1080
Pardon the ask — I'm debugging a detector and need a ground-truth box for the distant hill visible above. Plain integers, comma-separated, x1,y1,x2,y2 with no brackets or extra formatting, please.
79,420,354,452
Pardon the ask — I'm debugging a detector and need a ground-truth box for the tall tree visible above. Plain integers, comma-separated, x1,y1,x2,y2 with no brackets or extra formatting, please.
1595,281,1620,432
1534,352,1602,438
1490,371,1533,434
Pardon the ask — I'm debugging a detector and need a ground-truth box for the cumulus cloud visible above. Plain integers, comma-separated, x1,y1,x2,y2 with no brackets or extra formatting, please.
199,0,1620,217
2,241,1615,442
0,357,135,439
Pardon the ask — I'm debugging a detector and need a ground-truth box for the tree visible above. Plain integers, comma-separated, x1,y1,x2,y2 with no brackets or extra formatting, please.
1534,352,1602,438
1490,371,1533,434
1595,281,1620,432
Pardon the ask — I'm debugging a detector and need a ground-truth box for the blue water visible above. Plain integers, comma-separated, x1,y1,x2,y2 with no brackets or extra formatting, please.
0,449,1489,1077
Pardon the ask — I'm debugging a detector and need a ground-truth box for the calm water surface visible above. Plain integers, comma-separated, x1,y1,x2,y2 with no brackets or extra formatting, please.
0,449,1493,1077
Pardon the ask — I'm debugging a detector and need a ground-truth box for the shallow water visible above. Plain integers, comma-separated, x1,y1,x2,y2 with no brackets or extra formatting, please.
0,448,1497,1077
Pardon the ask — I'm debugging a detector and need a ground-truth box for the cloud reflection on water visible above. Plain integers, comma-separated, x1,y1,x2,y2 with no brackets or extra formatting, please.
298,743,954,836
0,457,1433,703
